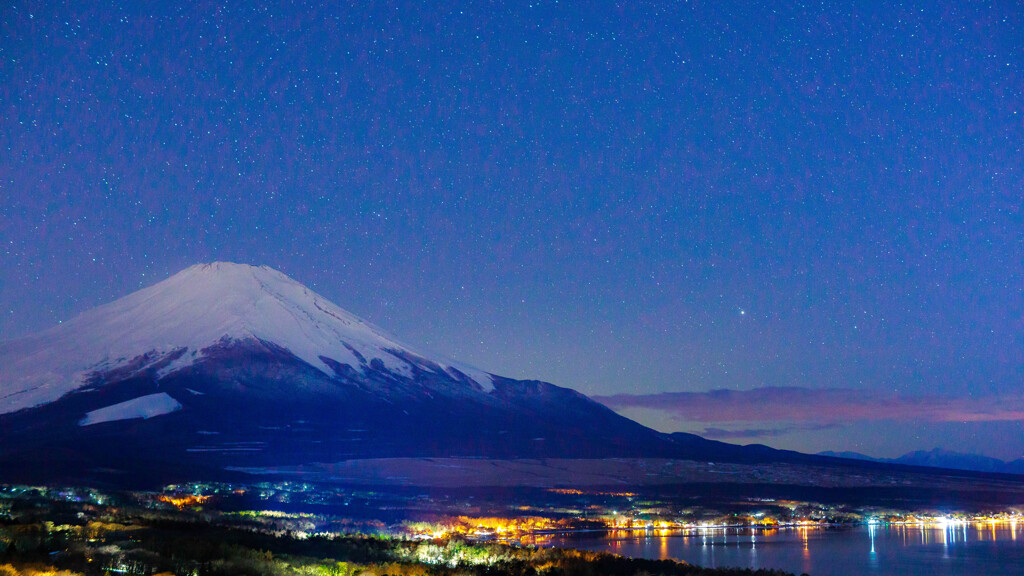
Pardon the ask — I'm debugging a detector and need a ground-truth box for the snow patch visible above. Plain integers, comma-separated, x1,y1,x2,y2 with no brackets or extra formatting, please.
446,365,495,393
79,393,182,426
155,351,196,379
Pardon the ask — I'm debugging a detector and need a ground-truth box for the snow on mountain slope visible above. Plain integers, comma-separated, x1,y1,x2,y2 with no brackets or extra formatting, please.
79,392,183,426
0,262,493,414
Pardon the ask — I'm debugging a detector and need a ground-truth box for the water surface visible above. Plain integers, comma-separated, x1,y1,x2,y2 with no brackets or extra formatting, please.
543,522,1024,576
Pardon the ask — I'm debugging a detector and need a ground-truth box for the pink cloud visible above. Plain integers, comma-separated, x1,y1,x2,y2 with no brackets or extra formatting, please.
593,387,1024,424
700,423,837,439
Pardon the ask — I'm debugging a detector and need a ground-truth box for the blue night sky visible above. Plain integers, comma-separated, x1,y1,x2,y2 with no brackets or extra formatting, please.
1,2,1022,458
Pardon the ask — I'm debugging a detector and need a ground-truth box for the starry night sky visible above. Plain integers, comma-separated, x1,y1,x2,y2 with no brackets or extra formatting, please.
2,1,1022,458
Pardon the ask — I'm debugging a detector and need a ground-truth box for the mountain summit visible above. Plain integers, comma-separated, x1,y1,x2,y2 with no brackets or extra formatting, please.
1,262,490,416
0,263,680,486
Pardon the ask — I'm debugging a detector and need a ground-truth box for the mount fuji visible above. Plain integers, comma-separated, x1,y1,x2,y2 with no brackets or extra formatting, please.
0,262,705,486
1,262,495,415
4,263,1021,497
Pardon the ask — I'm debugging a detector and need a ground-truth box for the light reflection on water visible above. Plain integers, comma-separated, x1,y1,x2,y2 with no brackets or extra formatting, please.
542,522,1024,576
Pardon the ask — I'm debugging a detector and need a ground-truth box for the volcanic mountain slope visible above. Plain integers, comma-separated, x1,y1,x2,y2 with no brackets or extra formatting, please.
4,263,1021,494
0,263,691,485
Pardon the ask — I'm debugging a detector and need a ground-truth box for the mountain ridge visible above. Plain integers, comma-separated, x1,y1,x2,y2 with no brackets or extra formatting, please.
818,448,1024,475
2,262,1021,489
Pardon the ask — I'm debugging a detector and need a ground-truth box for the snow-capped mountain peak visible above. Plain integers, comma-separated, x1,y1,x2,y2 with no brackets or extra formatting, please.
0,262,492,414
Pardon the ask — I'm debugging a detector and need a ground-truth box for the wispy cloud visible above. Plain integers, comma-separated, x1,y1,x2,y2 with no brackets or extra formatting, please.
699,423,837,439
593,387,1024,424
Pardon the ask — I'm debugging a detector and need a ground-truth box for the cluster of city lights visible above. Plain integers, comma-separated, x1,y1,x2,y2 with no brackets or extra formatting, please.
155,494,211,509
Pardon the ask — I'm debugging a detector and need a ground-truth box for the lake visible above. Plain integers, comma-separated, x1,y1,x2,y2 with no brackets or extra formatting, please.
542,522,1024,576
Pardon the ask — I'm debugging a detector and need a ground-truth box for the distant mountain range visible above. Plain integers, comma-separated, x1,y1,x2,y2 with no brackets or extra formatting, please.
818,448,1024,475
1,262,1021,492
